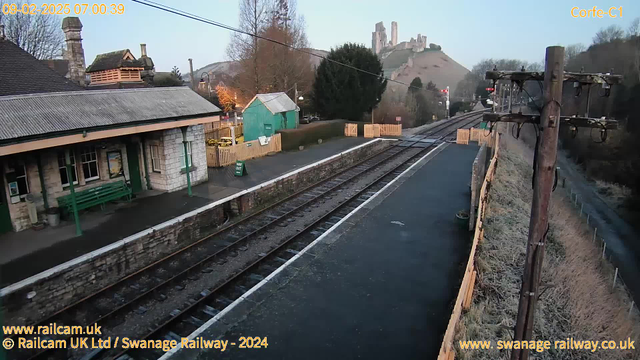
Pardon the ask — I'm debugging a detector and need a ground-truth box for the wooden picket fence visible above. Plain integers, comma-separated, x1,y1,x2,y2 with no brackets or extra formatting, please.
457,127,495,146
469,128,493,145
363,124,381,138
206,133,281,167
344,123,358,137
438,132,500,360
205,124,244,141
379,124,402,136
456,129,470,145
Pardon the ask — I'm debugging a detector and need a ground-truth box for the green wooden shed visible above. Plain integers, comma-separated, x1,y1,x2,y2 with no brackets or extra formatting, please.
242,92,299,141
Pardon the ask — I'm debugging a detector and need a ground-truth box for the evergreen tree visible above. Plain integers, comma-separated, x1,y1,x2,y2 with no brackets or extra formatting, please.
312,43,387,121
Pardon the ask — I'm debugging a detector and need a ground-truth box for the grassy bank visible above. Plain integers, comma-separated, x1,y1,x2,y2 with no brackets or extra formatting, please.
455,136,639,360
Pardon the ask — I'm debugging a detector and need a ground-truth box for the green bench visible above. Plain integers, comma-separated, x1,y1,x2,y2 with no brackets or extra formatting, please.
57,180,132,218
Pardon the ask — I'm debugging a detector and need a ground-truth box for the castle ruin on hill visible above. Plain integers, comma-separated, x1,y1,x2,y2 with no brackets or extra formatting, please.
372,21,428,55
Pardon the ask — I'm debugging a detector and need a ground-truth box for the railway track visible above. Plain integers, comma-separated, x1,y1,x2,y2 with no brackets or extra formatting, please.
7,111,484,360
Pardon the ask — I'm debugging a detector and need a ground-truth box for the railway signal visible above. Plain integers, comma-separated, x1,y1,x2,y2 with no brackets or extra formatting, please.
482,46,621,360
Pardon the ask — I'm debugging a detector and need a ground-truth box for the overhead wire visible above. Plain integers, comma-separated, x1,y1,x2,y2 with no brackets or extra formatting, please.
131,0,429,93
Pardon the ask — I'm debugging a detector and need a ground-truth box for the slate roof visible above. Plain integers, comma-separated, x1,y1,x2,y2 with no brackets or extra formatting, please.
0,39,83,96
41,59,70,77
243,92,298,115
0,87,221,142
86,50,144,73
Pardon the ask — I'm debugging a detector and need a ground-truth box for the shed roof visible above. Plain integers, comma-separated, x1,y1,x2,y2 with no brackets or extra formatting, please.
0,87,221,142
243,92,298,115
86,49,143,73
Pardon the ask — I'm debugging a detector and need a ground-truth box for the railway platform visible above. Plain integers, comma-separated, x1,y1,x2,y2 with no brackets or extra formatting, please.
169,143,480,360
0,136,370,286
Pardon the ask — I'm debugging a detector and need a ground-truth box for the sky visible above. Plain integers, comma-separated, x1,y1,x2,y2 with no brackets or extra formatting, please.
67,0,640,73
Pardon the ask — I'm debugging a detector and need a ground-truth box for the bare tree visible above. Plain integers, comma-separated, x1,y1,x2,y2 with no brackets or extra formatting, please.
0,0,64,59
227,0,271,97
628,18,640,38
260,0,313,97
565,43,586,64
227,0,312,101
593,25,624,44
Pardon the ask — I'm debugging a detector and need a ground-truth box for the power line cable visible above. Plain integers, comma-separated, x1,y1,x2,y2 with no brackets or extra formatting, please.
131,0,427,92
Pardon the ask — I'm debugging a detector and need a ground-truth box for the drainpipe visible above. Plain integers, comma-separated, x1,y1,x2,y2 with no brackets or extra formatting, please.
141,138,152,190
36,152,49,210
65,149,81,236
181,127,192,197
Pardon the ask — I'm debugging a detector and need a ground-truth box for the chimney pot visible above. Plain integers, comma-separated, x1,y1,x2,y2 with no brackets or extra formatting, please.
140,43,147,57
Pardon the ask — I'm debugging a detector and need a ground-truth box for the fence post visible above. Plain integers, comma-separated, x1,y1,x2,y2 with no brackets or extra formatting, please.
593,228,597,242
602,242,607,259
575,194,578,206
613,268,618,289
586,213,590,226
580,203,584,217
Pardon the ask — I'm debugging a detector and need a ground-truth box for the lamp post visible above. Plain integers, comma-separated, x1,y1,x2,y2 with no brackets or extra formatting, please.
199,72,211,100
298,95,304,117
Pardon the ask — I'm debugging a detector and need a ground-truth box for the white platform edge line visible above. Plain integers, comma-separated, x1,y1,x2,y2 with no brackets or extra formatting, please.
0,139,395,297
157,142,447,360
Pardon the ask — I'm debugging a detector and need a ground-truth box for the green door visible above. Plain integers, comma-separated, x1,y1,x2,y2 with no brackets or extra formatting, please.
126,142,143,193
0,172,13,234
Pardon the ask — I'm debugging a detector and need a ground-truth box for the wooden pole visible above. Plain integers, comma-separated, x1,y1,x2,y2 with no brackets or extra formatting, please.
511,46,564,360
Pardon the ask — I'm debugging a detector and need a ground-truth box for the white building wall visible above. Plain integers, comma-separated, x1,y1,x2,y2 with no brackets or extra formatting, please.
161,125,208,192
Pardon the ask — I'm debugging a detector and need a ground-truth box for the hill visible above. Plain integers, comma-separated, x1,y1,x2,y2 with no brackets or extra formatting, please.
381,49,469,94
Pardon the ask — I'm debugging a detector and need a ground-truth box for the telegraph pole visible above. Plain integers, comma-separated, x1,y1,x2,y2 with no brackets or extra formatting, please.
483,53,621,360
511,46,564,360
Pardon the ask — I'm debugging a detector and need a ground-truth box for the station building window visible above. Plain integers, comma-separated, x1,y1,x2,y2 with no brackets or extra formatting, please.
58,151,78,187
150,145,161,172
180,142,192,168
80,146,100,181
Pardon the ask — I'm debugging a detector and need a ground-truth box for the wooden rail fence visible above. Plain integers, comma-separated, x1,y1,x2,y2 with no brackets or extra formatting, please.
438,132,500,360
206,133,281,167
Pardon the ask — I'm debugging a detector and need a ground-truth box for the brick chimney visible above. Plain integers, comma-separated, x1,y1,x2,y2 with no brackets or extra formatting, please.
62,17,86,87
140,43,147,57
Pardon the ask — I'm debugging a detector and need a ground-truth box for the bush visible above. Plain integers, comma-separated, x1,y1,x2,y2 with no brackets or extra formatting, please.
277,120,346,151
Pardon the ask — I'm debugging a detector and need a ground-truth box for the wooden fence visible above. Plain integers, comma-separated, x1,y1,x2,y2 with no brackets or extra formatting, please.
379,124,402,136
344,123,358,137
469,128,493,145
363,124,380,138
206,133,281,167
362,124,402,138
456,129,470,145
438,132,500,360
205,124,244,141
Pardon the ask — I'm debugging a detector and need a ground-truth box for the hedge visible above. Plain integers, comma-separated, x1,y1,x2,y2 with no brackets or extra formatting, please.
277,120,346,151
